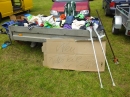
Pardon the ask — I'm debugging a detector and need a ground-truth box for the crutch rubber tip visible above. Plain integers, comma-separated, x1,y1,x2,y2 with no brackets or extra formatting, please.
101,84,103,88
113,83,116,86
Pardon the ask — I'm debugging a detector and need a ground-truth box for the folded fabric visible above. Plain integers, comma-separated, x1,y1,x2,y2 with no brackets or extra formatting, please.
65,16,74,25
63,23,72,29
2,20,15,32
16,18,29,26
72,20,86,29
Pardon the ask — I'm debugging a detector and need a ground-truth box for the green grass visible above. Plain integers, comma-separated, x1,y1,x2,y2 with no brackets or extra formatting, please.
0,0,130,97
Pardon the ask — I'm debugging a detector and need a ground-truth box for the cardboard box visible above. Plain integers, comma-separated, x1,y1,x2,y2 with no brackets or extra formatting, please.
42,39,106,72
9,15,25,21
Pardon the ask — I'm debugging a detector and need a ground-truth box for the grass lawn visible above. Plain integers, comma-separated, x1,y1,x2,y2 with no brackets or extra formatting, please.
0,0,130,96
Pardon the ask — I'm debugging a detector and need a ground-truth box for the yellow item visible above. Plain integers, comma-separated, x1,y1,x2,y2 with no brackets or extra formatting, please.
0,0,33,21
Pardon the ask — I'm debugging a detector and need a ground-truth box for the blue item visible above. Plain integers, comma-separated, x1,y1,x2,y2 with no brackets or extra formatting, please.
91,19,99,25
2,44,8,49
2,21,15,32
65,16,74,25
1,41,11,49
15,18,29,26
24,14,31,17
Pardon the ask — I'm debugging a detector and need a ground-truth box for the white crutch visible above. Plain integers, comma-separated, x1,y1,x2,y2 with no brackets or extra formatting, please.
93,23,115,86
86,27,103,88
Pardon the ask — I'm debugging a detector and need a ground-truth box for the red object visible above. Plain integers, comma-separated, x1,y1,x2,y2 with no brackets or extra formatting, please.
127,30,130,35
60,14,66,20
51,0,90,13
110,1,115,8
40,24,44,27
35,21,38,25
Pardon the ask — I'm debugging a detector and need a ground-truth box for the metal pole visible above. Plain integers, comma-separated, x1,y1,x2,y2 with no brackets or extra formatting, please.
96,10,119,64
